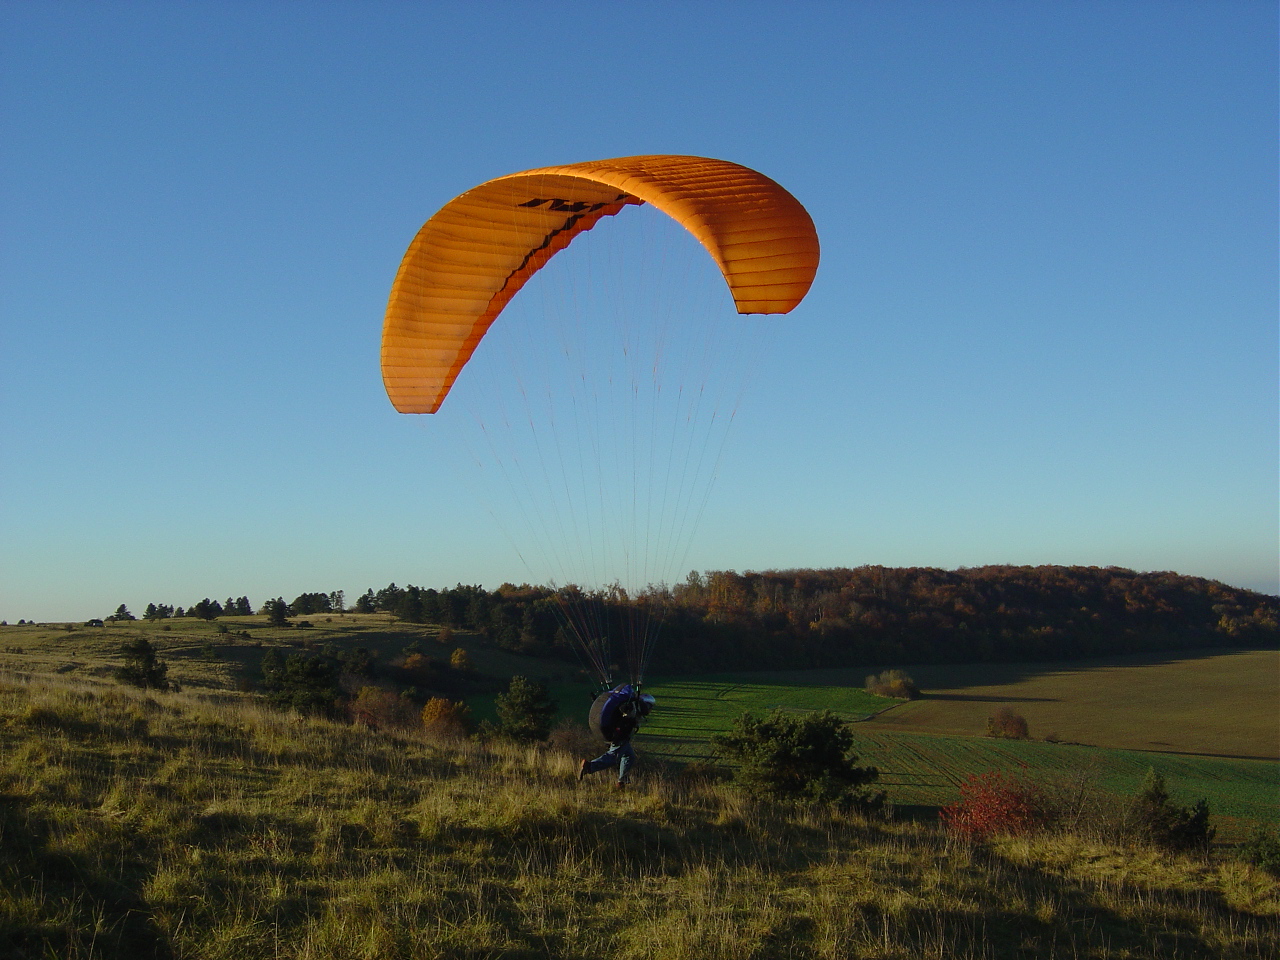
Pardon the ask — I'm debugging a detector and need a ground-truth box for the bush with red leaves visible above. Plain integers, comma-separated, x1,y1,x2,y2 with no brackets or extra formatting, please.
940,771,1049,840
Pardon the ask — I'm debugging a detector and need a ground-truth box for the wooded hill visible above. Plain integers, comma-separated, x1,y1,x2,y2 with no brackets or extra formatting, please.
353,565,1278,674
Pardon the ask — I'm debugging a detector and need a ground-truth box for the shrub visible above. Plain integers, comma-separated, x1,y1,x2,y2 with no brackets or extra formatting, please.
114,637,170,690
420,697,474,740
677,760,733,785
712,708,882,806
864,669,919,699
1034,763,1133,841
1239,825,1280,876
1130,768,1215,851
401,653,444,686
259,649,343,716
449,647,474,672
546,717,598,757
492,676,557,742
21,703,70,729
987,706,1029,740
349,686,415,730
941,771,1049,840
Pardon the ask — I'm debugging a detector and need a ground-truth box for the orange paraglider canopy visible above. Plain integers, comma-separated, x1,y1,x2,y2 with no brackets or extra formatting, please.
381,155,819,413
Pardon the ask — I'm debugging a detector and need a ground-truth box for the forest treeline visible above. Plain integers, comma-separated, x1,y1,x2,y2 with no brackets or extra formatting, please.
350,566,1277,673
101,566,1277,673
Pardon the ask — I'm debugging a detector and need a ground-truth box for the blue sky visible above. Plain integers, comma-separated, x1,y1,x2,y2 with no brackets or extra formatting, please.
2,1,1276,622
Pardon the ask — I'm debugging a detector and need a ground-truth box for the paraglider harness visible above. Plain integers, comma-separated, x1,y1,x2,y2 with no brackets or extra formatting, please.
588,683,655,745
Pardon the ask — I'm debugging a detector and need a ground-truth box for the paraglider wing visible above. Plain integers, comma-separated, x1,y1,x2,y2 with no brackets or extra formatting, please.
382,155,820,414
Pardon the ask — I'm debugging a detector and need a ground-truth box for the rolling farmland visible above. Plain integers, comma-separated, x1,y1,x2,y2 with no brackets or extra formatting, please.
859,647,1280,759
641,648,1279,759
638,649,1280,838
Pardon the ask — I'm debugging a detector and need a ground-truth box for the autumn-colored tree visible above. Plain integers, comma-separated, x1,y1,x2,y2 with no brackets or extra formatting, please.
865,669,919,699
449,647,473,672
398,652,451,690
402,652,427,672
987,707,1029,740
348,686,414,730
421,697,474,739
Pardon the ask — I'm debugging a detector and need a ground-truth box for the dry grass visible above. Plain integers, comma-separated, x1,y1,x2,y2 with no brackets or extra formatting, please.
1,674,1276,959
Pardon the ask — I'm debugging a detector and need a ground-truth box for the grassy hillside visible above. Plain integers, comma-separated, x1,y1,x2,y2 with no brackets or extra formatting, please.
0,614,567,694
2,677,1277,960
5,619,1276,840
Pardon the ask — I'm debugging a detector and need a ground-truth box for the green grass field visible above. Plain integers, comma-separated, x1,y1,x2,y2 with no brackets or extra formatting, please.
539,674,894,742
858,732,1275,836
633,674,893,750
628,656,1279,839
632,649,1279,760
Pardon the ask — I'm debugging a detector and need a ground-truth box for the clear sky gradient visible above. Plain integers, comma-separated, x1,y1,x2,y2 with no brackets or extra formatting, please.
2,1,1276,622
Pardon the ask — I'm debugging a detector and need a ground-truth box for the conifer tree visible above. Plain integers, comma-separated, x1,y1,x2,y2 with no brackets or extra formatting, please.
115,637,170,690
493,676,557,742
